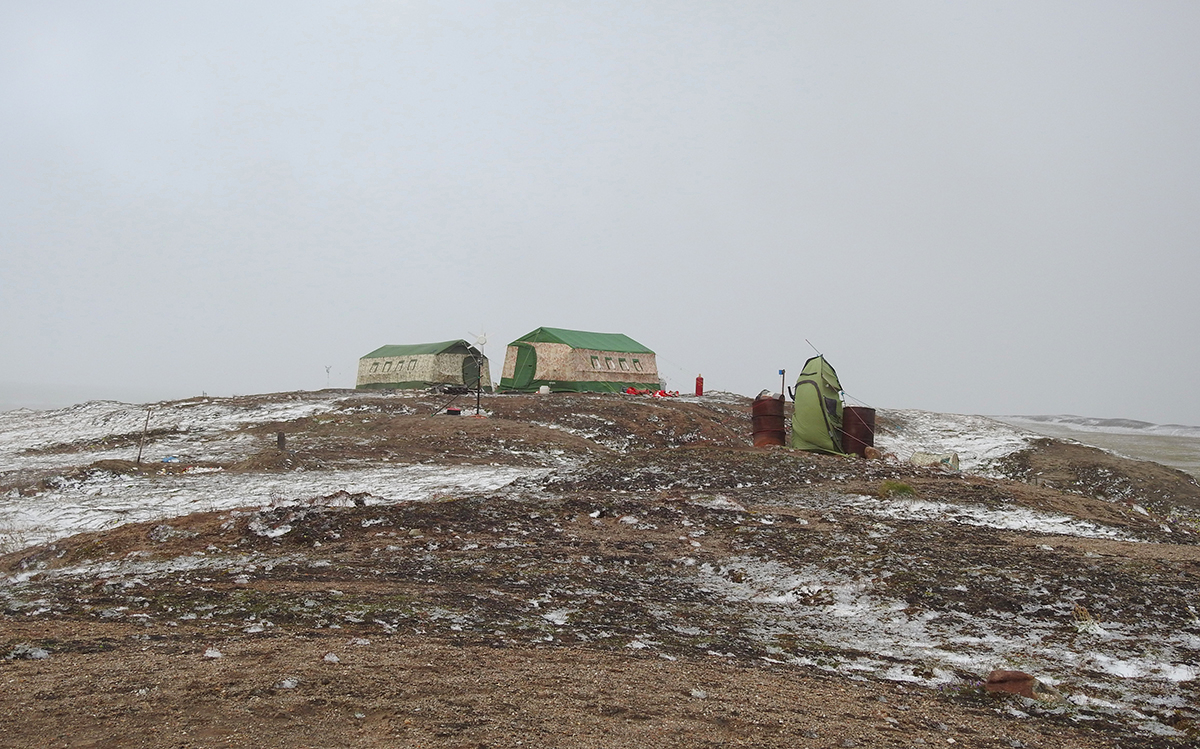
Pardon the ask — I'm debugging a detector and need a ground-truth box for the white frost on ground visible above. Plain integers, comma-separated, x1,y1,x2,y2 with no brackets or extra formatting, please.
0,464,545,550
875,409,1038,475
849,495,1139,541
696,554,1197,732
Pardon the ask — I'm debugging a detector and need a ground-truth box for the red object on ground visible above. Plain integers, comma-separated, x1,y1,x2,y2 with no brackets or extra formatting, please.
984,670,1038,699
695,375,704,397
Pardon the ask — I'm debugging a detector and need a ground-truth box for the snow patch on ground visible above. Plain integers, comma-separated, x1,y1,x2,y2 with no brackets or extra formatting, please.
850,496,1139,541
875,409,1037,476
0,395,338,472
696,554,1198,725
0,465,545,549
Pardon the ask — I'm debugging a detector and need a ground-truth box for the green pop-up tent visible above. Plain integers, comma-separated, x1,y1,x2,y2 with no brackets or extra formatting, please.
790,355,846,454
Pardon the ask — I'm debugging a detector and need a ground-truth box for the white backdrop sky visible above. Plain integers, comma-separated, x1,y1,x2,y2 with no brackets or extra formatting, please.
2,2,1198,424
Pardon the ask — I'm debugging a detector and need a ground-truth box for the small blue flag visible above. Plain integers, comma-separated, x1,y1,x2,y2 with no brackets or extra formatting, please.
778,369,785,375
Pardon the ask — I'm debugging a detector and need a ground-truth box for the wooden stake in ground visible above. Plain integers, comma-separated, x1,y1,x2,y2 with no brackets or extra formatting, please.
135,409,151,465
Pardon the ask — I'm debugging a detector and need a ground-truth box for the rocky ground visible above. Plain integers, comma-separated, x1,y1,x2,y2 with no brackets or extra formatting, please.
2,390,1199,748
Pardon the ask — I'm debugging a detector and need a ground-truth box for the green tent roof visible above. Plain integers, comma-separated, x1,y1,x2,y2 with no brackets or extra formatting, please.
511,327,653,354
361,340,476,359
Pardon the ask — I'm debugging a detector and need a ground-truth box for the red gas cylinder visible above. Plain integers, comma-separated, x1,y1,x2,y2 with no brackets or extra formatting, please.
695,375,704,397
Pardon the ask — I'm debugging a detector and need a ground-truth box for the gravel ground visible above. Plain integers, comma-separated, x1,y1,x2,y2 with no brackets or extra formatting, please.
2,390,1198,747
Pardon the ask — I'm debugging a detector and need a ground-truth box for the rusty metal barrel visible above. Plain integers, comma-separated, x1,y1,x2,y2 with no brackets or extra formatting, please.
751,392,787,447
842,406,876,457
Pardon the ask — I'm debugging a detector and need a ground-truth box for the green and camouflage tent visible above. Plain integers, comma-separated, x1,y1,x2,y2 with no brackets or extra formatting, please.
790,355,846,454
498,327,660,393
355,340,491,392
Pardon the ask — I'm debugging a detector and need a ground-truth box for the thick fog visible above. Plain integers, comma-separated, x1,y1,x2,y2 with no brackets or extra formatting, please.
2,2,1198,424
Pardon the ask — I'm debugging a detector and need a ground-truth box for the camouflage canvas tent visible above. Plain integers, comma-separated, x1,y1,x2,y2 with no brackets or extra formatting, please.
355,340,491,392
498,327,659,393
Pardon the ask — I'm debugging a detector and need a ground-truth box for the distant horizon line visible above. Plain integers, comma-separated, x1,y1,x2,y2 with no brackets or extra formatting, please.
1,385,1196,431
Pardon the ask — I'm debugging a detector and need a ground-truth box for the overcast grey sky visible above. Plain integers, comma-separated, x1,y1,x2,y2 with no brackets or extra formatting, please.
2,1,1198,424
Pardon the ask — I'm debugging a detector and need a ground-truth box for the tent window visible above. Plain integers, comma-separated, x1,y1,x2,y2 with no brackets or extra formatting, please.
605,357,615,370
632,359,643,372
408,359,417,371
383,361,393,372
618,358,629,371
590,356,601,370
370,362,380,373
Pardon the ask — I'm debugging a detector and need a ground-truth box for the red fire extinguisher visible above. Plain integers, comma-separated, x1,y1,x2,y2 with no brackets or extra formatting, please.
695,375,704,397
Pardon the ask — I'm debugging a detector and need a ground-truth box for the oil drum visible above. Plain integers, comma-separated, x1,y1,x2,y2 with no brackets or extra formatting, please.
751,392,787,447
842,406,876,457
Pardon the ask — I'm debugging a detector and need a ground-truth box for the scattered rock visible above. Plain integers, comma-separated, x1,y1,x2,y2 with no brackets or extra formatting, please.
323,652,340,663
910,452,960,471
203,647,223,659
6,643,50,660
311,490,370,507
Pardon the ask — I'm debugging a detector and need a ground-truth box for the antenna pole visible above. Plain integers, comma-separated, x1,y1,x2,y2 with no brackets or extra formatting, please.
469,330,488,417
476,353,482,415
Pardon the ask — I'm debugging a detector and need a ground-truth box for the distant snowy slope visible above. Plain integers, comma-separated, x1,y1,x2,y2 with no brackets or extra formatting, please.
1004,414,1200,438
0,394,338,472
996,415,1200,479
